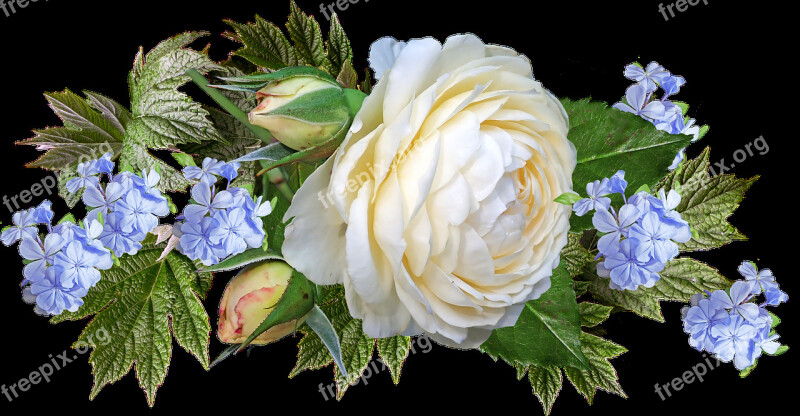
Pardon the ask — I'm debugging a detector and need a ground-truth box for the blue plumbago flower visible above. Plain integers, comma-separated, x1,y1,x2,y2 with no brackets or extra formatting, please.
53,221,88,242
628,212,680,263
32,200,55,225
65,160,101,193
178,216,227,266
19,234,65,282
764,287,789,306
573,179,611,216
114,189,161,235
132,169,170,216
94,152,115,175
183,184,234,223
682,261,788,371
654,189,691,242
83,181,125,221
612,82,666,120
99,211,145,257
29,265,88,316
1,209,38,246
737,261,778,295
220,162,241,183
624,62,670,92
711,314,758,369
682,297,729,352
53,240,102,290
212,208,251,257
608,170,628,196
597,239,664,291
183,157,225,185
653,101,683,132
593,204,640,257
82,219,113,270
660,75,686,98
710,281,760,322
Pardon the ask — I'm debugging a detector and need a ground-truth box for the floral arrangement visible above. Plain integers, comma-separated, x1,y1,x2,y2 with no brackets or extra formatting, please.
1,2,788,411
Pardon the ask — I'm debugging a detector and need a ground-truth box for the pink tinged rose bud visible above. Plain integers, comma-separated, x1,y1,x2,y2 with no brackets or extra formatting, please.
217,261,307,345
248,76,349,151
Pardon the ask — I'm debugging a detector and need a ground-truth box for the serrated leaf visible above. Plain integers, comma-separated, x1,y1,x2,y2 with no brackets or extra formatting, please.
584,257,730,322
305,305,348,378
579,302,613,327
377,336,411,384
336,60,359,89
84,91,133,134
19,89,125,171
481,264,588,370
657,147,757,251
564,332,627,405
224,15,300,69
287,1,330,71
562,98,692,232
528,366,563,415
561,233,590,277
290,292,375,400
52,240,211,406
585,270,664,321
124,32,223,192
327,14,353,76
651,257,732,301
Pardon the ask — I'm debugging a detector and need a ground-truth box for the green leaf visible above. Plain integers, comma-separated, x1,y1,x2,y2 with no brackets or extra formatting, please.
84,91,133,134
19,89,125,170
326,14,353,76
171,152,196,167
198,249,283,273
583,257,731,322
287,1,330,70
57,167,83,208
305,305,348,378
124,32,223,192
51,238,212,406
376,336,411,384
657,147,758,251
291,288,376,400
481,264,588,370
561,233,591,278
554,192,582,205
224,15,300,70
579,302,613,327
561,98,692,232
233,142,295,163
527,366,563,415
563,332,627,405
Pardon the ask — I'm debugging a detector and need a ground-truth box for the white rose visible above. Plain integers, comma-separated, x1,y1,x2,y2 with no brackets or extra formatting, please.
282,34,577,348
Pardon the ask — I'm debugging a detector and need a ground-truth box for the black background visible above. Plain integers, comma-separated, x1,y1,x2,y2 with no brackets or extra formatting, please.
0,0,795,414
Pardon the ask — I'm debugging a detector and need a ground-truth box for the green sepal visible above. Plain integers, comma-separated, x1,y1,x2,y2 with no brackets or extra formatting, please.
198,248,283,273
213,66,339,92
305,304,348,378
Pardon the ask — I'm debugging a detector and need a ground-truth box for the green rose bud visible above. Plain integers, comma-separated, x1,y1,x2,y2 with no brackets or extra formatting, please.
217,261,313,345
249,76,348,151
212,67,366,155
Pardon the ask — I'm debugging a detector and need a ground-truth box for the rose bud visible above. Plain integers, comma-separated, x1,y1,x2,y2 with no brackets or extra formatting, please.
217,261,313,345
213,67,366,152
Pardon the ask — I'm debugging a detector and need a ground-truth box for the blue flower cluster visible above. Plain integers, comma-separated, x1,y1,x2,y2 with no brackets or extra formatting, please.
613,62,702,169
573,171,691,291
682,261,788,370
174,158,272,266
1,154,169,315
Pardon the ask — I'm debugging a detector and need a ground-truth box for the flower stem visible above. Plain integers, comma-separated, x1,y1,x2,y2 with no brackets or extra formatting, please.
186,69,274,143
265,167,295,203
